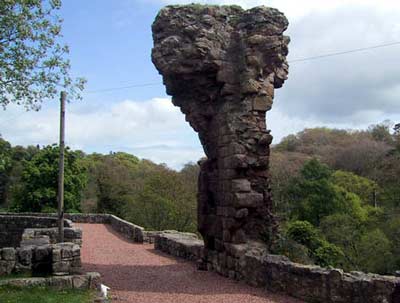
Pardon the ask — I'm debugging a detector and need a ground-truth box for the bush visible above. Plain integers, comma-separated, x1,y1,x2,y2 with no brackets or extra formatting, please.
286,220,321,251
314,242,344,268
286,220,344,267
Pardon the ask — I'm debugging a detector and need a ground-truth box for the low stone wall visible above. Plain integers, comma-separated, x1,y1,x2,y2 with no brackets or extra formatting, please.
0,272,100,290
0,212,146,243
143,231,163,244
109,215,144,243
65,213,110,224
0,215,71,248
155,232,400,303
0,242,82,276
0,212,109,224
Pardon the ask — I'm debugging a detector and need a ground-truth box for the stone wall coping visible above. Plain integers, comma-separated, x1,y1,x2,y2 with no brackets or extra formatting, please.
155,231,400,303
108,215,144,231
0,272,101,290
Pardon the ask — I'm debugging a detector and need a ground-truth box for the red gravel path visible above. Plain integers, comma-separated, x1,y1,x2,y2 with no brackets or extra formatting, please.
78,224,302,303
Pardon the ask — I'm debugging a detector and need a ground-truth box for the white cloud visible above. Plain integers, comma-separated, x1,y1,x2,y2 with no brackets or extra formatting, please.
1,95,397,169
2,1,400,168
153,0,400,21
0,98,204,170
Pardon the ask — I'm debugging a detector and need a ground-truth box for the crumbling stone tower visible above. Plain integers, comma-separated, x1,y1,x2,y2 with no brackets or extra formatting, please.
152,4,289,268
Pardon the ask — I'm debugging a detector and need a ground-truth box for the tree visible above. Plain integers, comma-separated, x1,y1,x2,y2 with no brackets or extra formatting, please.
0,137,12,205
285,220,344,268
332,137,391,179
288,159,338,225
332,170,379,207
368,121,394,145
287,159,368,225
0,141,40,208
394,123,400,151
0,0,85,110
357,229,394,274
11,144,86,212
124,168,197,232
91,155,134,216
320,213,364,270
269,151,308,215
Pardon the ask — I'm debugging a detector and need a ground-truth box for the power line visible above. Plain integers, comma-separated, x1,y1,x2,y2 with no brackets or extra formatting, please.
84,41,400,94
288,41,400,63
85,82,162,94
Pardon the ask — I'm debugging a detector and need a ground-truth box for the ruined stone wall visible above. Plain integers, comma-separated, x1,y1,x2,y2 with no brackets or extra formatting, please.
0,243,82,276
21,227,82,247
155,231,400,303
152,5,289,263
0,215,71,248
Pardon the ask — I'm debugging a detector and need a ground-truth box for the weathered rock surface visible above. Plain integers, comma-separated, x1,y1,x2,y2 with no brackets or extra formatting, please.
152,4,289,263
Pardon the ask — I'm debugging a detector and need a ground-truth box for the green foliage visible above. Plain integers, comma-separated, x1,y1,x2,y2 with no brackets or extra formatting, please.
357,229,394,274
3,122,400,276
0,137,12,173
286,158,372,226
0,137,13,204
286,221,344,267
300,158,332,180
288,159,364,225
11,144,86,212
275,134,299,152
286,221,321,250
272,236,312,264
0,286,94,303
332,170,378,206
79,152,198,233
318,210,396,274
385,217,400,268
314,242,344,268
123,167,197,232
0,0,85,110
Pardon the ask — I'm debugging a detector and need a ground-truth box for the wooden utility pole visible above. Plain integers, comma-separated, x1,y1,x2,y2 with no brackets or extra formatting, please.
58,91,66,243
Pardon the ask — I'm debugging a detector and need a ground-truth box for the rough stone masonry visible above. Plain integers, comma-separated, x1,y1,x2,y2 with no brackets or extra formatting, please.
152,5,289,266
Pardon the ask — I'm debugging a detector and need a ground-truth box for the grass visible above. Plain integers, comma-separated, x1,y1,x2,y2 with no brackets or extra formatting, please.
0,272,32,281
0,286,95,303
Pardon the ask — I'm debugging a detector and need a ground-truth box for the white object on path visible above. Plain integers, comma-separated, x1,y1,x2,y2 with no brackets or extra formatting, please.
100,284,110,298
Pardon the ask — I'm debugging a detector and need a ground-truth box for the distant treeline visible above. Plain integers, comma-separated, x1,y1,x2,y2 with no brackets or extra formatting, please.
0,121,399,275
0,141,198,233
270,121,400,275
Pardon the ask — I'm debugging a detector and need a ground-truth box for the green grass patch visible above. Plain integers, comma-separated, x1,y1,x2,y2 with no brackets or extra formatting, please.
0,272,32,281
0,286,95,303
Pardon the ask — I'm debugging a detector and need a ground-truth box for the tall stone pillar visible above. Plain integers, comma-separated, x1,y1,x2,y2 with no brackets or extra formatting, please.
152,4,289,272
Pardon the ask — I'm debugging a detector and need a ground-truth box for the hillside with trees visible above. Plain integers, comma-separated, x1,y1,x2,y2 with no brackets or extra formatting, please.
270,121,400,275
0,121,399,275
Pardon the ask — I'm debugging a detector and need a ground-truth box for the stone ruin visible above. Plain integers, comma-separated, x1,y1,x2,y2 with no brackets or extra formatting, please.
152,5,289,265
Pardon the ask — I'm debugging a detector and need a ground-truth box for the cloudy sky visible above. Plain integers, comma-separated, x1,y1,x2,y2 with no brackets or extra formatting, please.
1,0,400,169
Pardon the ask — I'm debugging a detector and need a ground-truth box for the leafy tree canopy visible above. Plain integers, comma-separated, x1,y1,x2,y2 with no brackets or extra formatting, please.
11,144,86,212
332,170,378,206
288,159,366,225
0,0,85,110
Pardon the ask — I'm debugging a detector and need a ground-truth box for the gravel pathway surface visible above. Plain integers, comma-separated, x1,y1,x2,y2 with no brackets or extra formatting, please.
78,223,303,303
